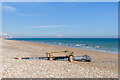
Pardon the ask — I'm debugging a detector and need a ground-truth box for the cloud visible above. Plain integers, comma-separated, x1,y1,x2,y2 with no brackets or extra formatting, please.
29,25,67,28
2,5,16,12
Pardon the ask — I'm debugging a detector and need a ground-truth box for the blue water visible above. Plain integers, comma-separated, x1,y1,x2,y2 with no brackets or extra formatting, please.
7,38,118,54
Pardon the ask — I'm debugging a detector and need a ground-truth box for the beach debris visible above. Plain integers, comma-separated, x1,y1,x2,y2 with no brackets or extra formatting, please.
13,51,92,62
46,50,73,58
69,55,73,62
73,55,92,62
13,55,92,62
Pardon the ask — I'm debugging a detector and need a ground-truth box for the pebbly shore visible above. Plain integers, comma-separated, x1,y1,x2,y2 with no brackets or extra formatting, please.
2,39,118,78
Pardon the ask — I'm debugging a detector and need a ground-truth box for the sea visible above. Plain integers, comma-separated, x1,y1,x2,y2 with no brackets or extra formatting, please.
7,38,118,54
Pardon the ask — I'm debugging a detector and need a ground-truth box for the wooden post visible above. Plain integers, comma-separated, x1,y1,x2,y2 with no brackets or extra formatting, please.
18,54,22,60
46,53,51,60
46,53,50,57
69,55,73,62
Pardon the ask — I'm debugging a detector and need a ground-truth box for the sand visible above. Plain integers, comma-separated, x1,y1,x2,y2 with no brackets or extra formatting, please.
1,39,118,78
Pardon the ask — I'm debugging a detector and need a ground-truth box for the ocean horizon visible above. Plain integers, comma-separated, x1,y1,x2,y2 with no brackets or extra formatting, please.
7,38,118,54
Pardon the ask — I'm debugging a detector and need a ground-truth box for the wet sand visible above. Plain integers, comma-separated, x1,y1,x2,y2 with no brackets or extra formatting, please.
2,39,118,78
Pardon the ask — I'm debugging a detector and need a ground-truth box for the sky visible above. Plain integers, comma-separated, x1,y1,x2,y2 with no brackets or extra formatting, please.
2,2,118,38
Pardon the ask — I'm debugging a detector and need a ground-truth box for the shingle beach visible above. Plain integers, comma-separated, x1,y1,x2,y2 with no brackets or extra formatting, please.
1,39,118,78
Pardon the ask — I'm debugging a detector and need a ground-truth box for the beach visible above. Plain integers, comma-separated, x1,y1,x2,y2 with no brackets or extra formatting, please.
2,39,118,78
